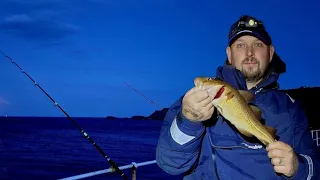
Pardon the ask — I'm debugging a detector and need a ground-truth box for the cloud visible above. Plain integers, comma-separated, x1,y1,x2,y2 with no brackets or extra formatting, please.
0,97,9,105
0,12,78,41
0,0,79,42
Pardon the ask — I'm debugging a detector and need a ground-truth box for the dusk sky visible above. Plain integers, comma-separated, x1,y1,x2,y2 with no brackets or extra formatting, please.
0,0,319,118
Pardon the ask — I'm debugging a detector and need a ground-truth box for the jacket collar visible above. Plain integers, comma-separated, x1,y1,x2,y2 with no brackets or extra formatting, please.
215,64,280,94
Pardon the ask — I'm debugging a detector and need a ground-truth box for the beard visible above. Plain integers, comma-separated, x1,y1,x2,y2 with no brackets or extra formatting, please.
240,57,262,82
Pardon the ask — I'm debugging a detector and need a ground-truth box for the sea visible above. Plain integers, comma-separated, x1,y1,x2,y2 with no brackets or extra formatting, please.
0,116,184,180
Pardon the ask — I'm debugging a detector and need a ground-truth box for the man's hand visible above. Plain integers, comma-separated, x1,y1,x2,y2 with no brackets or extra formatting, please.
266,141,299,177
181,86,218,122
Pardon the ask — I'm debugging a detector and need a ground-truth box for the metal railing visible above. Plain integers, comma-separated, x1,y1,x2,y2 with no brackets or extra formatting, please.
58,160,157,180
311,129,320,146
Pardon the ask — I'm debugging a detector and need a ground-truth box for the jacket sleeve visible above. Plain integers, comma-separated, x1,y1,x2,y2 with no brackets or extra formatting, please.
283,100,320,180
156,96,206,175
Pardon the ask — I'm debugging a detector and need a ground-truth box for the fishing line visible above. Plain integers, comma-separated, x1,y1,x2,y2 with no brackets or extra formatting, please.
124,81,163,109
0,49,128,180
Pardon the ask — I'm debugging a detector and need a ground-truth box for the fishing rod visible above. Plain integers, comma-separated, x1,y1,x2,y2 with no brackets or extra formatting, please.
124,81,163,109
0,50,128,180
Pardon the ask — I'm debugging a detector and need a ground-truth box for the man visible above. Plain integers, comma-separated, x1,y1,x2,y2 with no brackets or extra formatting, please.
156,15,319,180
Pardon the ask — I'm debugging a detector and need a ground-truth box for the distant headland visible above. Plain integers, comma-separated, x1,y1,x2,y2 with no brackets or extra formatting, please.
106,108,169,121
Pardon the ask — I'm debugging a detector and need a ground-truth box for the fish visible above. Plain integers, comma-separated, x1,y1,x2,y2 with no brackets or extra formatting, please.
194,76,277,146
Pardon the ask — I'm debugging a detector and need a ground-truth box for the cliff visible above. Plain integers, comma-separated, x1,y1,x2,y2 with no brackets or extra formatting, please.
106,108,169,121
148,108,169,120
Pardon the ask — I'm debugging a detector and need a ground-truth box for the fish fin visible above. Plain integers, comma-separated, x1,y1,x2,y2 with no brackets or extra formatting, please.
217,111,221,117
258,138,272,146
238,128,254,137
260,139,269,146
266,126,277,139
216,105,223,115
226,91,234,100
238,90,254,103
256,126,277,146
250,105,262,120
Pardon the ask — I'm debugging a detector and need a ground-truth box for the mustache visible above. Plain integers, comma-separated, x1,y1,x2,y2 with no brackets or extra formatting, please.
241,57,259,64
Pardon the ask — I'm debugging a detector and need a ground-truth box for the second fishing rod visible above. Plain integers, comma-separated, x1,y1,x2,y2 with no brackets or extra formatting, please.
0,50,128,180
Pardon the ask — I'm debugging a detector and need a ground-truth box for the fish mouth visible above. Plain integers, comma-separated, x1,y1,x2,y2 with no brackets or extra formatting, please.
194,78,203,87
213,86,225,99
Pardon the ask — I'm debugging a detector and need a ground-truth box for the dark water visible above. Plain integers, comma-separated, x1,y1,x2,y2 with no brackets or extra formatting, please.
0,117,183,180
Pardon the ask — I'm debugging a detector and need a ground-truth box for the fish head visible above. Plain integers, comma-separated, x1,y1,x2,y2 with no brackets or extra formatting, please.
194,77,223,87
194,76,228,106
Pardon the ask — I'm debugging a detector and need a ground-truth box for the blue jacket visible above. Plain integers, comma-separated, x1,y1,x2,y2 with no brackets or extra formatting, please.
156,64,319,180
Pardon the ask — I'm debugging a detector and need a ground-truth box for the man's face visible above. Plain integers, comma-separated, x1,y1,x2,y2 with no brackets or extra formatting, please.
226,35,274,82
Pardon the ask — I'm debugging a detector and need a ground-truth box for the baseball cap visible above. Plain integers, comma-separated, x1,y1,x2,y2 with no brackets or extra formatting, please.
228,15,272,46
